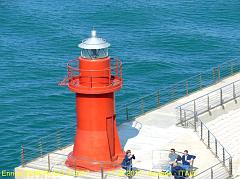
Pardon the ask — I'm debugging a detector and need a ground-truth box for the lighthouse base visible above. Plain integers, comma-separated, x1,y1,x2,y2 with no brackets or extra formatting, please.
65,152,125,171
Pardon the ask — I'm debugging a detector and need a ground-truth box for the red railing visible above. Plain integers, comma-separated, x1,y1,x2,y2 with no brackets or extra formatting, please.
59,58,122,89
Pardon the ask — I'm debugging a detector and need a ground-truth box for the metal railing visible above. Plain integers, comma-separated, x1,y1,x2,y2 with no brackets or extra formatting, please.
21,147,125,178
21,59,240,177
59,58,122,88
21,147,174,178
22,146,201,178
117,59,240,124
175,71,240,178
176,109,233,178
177,79,240,126
193,157,232,179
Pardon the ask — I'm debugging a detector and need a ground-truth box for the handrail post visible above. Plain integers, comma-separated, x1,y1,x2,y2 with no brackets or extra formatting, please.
157,91,160,107
101,166,104,179
199,73,202,89
21,145,25,167
213,68,216,83
207,130,210,148
229,158,233,176
223,148,225,166
126,106,129,121
180,107,182,123
233,82,236,100
220,88,223,107
211,167,213,179
207,95,210,113
141,99,144,114
215,139,218,157
194,112,197,132
200,121,203,140
184,110,187,126
218,65,220,81
193,100,196,116
48,154,51,172
186,80,188,95
39,138,43,158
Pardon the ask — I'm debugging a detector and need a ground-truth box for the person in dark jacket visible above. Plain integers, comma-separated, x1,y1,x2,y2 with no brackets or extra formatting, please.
121,150,135,174
181,150,196,170
171,162,186,179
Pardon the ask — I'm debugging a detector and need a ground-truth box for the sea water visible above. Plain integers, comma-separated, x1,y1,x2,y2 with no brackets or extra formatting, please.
0,0,240,178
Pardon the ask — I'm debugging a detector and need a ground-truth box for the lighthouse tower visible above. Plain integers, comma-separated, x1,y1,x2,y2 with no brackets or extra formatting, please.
64,30,124,171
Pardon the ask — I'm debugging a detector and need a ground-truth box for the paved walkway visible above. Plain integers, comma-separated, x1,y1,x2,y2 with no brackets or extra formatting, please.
119,73,240,176
15,73,240,179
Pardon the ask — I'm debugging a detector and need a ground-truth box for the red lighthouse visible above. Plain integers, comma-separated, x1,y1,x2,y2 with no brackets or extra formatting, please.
63,30,124,171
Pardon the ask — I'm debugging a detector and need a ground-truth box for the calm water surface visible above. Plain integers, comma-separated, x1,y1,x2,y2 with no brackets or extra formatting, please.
0,0,240,177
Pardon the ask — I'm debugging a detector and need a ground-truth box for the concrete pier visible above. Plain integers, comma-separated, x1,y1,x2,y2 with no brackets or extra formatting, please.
15,73,240,179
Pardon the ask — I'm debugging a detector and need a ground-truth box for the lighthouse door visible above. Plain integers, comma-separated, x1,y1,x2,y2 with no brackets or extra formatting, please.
106,116,115,159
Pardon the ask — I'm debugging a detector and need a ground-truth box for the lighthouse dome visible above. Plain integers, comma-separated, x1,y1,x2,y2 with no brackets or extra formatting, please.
78,30,110,50
78,30,110,59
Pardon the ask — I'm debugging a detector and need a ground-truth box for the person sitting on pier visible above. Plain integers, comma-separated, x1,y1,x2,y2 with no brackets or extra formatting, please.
169,148,181,164
181,150,196,170
121,150,135,175
167,148,181,171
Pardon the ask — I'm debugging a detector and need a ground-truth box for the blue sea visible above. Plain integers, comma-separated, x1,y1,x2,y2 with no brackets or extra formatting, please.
0,0,240,178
